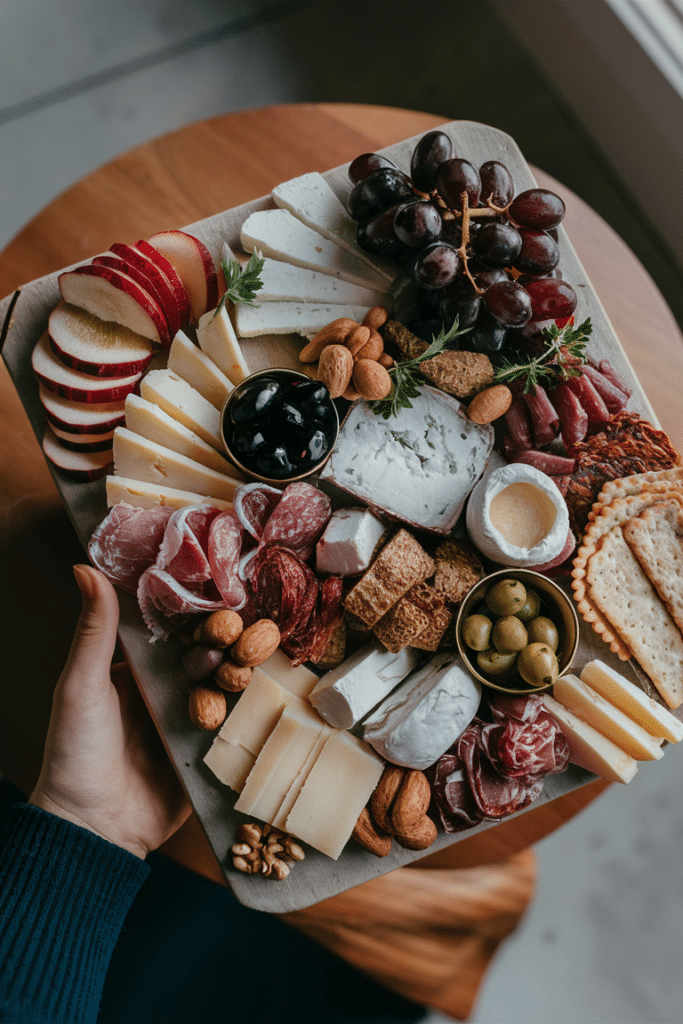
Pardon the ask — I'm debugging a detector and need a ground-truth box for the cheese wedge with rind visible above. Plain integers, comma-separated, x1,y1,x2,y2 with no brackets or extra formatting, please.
196,305,249,385
167,330,233,410
140,369,224,451
580,660,683,743
105,475,232,511
234,301,373,339
542,694,638,784
552,674,664,761
124,394,233,476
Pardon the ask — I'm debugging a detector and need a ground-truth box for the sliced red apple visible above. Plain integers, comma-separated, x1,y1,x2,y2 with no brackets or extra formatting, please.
42,425,113,480
33,332,141,403
59,265,170,346
50,422,115,452
48,300,154,378
134,239,192,329
105,244,185,336
39,386,125,434
146,230,218,323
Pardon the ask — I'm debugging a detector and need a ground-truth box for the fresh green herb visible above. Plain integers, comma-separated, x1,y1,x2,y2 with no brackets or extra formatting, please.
372,317,469,420
492,317,592,393
212,251,265,320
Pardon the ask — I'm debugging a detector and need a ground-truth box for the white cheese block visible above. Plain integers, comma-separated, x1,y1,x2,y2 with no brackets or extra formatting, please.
321,387,494,535
113,428,242,504
315,507,387,577
140,369,224,451
167,330,233,410
257,256,389,306
309,642,420,730
580,660,683,743
363,653,482,770
106,475,232,511
240,208,388,291
272,725,333,830
259,647,319,698
271,172,399,284
124,394,233,476
542,693,639,784
203,737,255,792
218,668,306,757
234,301,373,339
196,305,250,385
553,674,664,761
285,730,385,860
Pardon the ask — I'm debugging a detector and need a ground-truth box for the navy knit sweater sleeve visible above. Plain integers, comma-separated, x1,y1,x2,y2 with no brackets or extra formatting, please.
0,803,150,1024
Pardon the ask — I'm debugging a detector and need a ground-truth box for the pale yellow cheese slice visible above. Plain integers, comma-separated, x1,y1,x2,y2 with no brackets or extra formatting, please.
197,305,250,385
259,647,319,698
168,330,233,410
553,674,663,760
203,737,255,792
218,668,305,757
124,394,232,476
140,369,223,451
581,660,683,744
106,475,232,511
272,725,332,830
542,694,638,784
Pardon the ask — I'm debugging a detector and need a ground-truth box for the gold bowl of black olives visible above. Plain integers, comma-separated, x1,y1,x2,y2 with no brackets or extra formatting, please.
455,569,579,694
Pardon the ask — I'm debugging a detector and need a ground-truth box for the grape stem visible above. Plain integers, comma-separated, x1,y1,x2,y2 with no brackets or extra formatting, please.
456,193,481,293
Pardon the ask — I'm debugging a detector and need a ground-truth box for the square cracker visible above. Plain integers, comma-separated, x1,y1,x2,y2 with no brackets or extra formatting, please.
623,501,683,636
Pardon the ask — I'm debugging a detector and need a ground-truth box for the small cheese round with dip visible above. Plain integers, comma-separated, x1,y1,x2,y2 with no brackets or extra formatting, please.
466,463,569,567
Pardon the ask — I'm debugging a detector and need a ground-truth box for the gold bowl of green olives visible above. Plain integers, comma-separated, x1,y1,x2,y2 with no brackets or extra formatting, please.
455,569,579,694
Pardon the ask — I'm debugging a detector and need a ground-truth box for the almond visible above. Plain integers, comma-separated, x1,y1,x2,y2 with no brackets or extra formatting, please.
318,343,354,399
467,383,512,424
362,306,389,331
355,328,384,362
231,618,281,666
371,764,406,833
215,660,252,692
188,685,227,730
200,609,244,648
299,318,358,363
342,382,362,402
353,358,392,400
344,324,370,357
378,352,394,369
391,770,437,851
352,807,392,857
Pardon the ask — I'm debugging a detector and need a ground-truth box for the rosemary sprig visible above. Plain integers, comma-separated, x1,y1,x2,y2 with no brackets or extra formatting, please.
211,251,265,320
372,316,469,420
492,317,593,392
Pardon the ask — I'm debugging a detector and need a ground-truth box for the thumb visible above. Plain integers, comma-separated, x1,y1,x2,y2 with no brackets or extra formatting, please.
60,565,120,695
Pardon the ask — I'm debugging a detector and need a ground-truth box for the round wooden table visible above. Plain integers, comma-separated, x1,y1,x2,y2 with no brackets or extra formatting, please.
2,103,682,1018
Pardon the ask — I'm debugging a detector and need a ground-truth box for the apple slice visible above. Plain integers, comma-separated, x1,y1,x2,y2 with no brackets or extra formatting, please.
59,265,170,346
39,386,125,434
48,300,153,378
32,332,141,403
107,243,189,336
146,230,218,322
92,253,181,338
50,422,115,452
42,426,113,480
134,239,192,329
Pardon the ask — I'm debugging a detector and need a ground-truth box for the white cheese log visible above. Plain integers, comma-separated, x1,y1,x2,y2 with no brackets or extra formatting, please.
542,694,638,784
124,394,233,476
105,475,232,511
315,507,387,577
196,305,250,385
167,330,233,410
309,642,420,730
580,660,683,743
553,674,664,761
140,369,224,451
363,653,481,770
257,256,390,306
234,301,373,339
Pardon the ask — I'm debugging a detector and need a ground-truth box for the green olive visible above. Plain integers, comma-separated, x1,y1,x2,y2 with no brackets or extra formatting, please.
527,616,559,651
462,614,493,651
517,589,542,622
486,579,527,617
492,615,528,653
477,649,517,676
517,642,559,688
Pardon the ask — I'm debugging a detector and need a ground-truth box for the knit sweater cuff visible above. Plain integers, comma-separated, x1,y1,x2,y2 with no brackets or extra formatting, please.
0,803,150,1024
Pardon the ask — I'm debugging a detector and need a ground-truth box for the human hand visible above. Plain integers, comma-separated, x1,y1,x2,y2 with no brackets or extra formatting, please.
30,564,191,858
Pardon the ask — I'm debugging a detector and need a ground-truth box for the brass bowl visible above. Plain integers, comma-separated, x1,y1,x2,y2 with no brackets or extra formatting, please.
455,568,579,695
220,368,339,487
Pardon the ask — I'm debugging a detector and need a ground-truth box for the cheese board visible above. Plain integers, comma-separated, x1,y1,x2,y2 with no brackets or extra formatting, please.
1,119,679,913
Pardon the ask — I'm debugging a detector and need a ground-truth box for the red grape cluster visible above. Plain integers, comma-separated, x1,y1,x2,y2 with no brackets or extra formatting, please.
347,131,578,353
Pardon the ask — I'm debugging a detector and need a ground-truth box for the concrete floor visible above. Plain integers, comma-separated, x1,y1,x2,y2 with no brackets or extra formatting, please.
3,3,683,1021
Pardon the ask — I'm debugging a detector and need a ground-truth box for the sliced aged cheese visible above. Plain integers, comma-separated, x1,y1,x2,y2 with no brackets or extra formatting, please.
271,173,399,284
167,330,233,410
580,660,683,743
309,642,420,730
124,394,233,476
113,428,241,504
106,475,232,511
285,730,384,860
272,725,332,830
259,647,319,699
234,301,373,339
240,208,388,291
140,369,223,451
218,668,305,758
553,674,664,760
203,737,255,792
542,693,638,784
196,305,249,385
363,652,481,770
257,256,390,306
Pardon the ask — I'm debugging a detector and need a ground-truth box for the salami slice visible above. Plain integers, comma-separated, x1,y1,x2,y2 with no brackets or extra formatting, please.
260,481,331,562
155,505,222,585
88,502,173,594
233,482,282,541
137,566,225,641
432,748,485,832
251,545,319,640
207,509,246,610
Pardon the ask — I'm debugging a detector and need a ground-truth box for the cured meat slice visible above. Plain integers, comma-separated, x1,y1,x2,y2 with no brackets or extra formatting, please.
208,510,246,609
88,502,173,594
250,545,319,640
137,566,225,641
155,505,222,585
260,481,331,562
460,725,545,819
233,482,282,541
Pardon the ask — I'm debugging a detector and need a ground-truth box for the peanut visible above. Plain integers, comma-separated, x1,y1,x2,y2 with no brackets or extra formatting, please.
467,384,512,424
317,344,354,400
299,318,358,363
231,619,281,667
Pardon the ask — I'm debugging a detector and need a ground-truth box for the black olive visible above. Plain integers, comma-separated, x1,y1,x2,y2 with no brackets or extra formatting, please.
255,447,294,478
305,429,330,463
231,380,281,425
277,401,305,430
232,426,268,456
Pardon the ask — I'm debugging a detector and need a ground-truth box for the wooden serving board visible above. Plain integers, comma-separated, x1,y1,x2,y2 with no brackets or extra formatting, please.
0,120,668,913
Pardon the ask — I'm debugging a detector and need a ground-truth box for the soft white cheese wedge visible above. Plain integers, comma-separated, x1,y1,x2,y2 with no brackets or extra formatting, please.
580,660,683,743
105,475,232,511
167,330,233,410
542,693,638,784
553,674,664,760
196,305,249,385
234,301,374,339
240,208,388,291
316,507,387,576
271,171,399,283
309,642,420,730
321,387,494,535
140,370,224,451
124,394,233,476
363,653,482,770
256,256,390,306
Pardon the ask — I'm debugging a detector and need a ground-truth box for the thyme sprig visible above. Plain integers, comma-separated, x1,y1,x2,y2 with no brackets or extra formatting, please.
493,317,593,393
212,251,265,320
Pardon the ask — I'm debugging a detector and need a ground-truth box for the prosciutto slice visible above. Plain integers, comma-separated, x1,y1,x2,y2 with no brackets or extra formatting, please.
260,482,331,562
137,566,225,641
155,505,222,584
207,509,246,610
234,482,281,541
88,503,173,594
